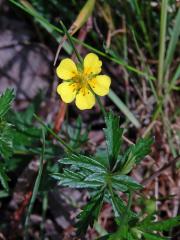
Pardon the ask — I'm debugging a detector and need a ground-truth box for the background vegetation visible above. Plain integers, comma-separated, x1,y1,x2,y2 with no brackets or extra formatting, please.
0,0,180,239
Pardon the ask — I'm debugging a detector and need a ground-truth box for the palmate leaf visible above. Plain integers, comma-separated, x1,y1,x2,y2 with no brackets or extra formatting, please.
59,154,107,173
76,192,104,235
0,89,15,118
104,111,123,169
118,137,153,174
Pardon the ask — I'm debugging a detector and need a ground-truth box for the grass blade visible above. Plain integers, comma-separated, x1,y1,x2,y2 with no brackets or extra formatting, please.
9,0,155,81
24,129,45,240
169,64,180,91
164,9,180,71
10,0,72,54
108,89,141,128
157,0,168,96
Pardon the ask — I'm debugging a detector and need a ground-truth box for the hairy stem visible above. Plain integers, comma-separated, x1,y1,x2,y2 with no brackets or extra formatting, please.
60,21,83,65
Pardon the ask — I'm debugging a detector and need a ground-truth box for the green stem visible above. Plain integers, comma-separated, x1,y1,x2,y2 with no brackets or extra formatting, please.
157,0,168,96
60,21,83,65
95,95,107,119
40,191,48,240
34,114,74,153
121,191,133,226
24,129,45,240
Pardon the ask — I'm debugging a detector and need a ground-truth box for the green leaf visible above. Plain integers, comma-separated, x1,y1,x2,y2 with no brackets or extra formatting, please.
108,225,134,240
111,174,142,192
0,121,14,159
141,216,180,232
0,89,14,118
138,214,155,227
119,137,153,174
84,172,105,183
76,192,104,235
104,111,124,169
59,154,107,173
0,190,9,198
0,164,9,191
109,192,136,219
142,232,167,240
52,170,104,189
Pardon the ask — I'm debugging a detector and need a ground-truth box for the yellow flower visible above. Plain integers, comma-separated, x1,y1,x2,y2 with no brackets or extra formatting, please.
56,53,111,110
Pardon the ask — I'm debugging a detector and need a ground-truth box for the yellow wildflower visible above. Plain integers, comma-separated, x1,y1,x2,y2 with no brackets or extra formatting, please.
56,53,111,110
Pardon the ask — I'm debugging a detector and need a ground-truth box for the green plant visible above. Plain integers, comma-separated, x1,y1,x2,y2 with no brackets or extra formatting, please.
2,1,180,239
0,89,15,195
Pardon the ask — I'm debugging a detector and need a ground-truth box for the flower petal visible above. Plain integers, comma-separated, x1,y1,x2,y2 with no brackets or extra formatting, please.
56,59,78,80
83,53,102,75
88,75,111,96
75,88,95,110
57,82,77,103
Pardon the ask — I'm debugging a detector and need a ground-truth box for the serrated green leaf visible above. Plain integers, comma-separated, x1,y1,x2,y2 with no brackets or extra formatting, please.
111,175,142,192
138,214,156,227
110,193,126,217
0,89,14,118
104,111,123,169
76,192,104,235
84,172,105,183
52,170,104,189
142,232,167,240
0,121,14,159
119,137,153,174
109,192,136,219
141,216,180,232
0,164,9,191
10,91,43,126
59,154,107,173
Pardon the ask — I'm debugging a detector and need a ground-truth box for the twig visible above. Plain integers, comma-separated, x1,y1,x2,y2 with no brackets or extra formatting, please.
142,155,180,186
54,102,67,133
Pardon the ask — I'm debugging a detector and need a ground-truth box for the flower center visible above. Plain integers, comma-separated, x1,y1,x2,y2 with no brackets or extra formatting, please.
73,71,90,88
71,70,95,94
